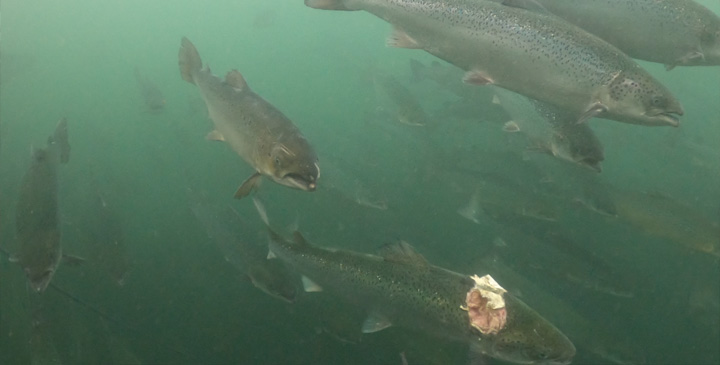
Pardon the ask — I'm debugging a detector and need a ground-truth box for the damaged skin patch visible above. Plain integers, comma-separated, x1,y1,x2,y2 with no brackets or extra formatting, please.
461,274,507,335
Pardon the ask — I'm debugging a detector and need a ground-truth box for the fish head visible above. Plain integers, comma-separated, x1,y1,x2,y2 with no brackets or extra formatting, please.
20,237,62,293
266,141,319,192
606,70,684,127
480,294,576,364
247,260,298,303
550,132,604,172
700,27,720,66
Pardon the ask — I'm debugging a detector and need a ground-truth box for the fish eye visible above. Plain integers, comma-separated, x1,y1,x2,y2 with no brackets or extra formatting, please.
651,96,665,107
274,157,281,165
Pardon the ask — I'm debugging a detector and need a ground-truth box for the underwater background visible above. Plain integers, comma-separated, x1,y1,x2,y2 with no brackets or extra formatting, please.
1,0,719,364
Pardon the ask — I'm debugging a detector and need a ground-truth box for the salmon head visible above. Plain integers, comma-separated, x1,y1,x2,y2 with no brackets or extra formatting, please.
266,139,319,192
606,69,684,127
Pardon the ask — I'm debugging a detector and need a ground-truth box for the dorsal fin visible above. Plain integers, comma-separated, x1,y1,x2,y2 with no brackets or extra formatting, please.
292,231,311,247
225,70,248,91
378,240,428,266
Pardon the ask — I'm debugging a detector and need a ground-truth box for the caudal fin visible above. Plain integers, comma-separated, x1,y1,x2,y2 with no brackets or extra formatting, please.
178,37,202,85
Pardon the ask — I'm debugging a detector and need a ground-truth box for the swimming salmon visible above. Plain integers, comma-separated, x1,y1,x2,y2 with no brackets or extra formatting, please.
306,0,684,126
13,119,77,292
534,0,720,69
268,231,576,364
179,37,319,199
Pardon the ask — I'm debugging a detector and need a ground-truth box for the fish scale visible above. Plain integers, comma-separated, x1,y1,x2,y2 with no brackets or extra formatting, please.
310,0,684,126
535,0,720,68
269,231,576,364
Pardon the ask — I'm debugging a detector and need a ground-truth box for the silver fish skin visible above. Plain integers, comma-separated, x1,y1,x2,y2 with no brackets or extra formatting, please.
268,232,576,364
534,0,720,69
178,37,319,198
493,87,605,172
306,0,684,127
187,190,298,303
14,119,70,292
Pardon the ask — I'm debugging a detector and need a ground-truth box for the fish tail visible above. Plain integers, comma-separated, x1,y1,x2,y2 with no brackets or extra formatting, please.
178,37,202,85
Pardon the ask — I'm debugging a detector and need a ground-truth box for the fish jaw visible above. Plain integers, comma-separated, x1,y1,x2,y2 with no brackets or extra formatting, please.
267,158,320,192
24,251,61,293
606,72,684,127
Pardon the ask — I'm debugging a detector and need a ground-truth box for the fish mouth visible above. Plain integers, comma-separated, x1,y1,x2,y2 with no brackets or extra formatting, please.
646,111,682,127
29,269,55,292
280,173,317,191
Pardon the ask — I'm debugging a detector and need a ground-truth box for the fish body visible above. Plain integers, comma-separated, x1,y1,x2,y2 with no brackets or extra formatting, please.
612,190,720,258
534,0,720,69
188,190,297,302
373,73,428,126
307,0,684,126
14,119,70,292
493,87,605,171
178,37,319,198
268,232,575,364
134,67,166,112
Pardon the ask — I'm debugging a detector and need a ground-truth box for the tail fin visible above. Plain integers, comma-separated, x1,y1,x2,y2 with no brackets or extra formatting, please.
51,118,70,164
178,37,202,85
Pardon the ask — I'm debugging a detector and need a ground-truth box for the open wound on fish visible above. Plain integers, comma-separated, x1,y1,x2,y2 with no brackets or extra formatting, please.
463,71,494,85
461,275,507,335
234,172,262,199
387,27,422,49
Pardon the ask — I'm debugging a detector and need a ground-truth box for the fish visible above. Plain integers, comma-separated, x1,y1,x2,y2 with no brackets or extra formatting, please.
492,87,605,172
187,189,298,303
533,0,720,69
479,255,646,365
12,119,81,292
305,0,684,126
134,67,166,112
373,73,429,126
178,37,320,199
267,231,575,364
610,190,720,258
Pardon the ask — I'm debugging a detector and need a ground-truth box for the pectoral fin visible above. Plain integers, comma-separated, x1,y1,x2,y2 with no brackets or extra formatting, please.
666,50,705,70
305,0,355,10
62,254,86,266
234,172,262,199
502,121,521,133
493,0,550,14
206,130,225,142
463,71,494,85
577,103,607,124
301,276,323,292
361,311,392,333
387,27,421,49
